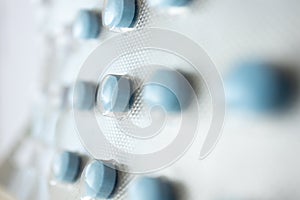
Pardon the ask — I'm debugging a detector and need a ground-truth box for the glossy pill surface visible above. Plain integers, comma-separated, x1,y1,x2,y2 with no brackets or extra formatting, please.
129,177,174,200
148,0,190,8
103,0,137,28
73,10,101,39
143,69,193,113
97,74,133,114
53,151,82,183
83,160,117,199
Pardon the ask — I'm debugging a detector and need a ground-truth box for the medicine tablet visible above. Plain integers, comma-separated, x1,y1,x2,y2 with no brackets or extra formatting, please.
129,177,175,200
53,151,82,183
148,0,190,8
83,160,117,199
73,10,101,39
143,69,193,113
225,61,293,112
103,0,137,28
73,81,97,110
144,84,180,112
97,74,133,114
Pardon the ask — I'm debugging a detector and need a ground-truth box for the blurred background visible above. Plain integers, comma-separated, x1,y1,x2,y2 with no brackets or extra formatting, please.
1,0,300,199
0,0,39,164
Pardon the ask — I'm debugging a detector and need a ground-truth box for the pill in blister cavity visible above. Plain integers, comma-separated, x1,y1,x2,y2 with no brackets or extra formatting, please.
73,81,97,110
83,160,117,199
53,151,82,183
103,0,137,28
148,0,190,8
73,10,101,39
97,74,133,114
225,61,294,112
143,69,193,113
129,177,175,200
144,83,180,112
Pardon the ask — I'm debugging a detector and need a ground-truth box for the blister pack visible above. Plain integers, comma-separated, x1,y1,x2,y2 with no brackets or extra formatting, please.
1,0,300,199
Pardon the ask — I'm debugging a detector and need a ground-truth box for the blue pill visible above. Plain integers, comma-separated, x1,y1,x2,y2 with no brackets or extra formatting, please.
144,84,180,112
73,81,97,110
97,74,133,114
143,69,193,113
224,61,293,112
129,177,175,200
148,0,190,7
53,151,82,183
73,10,101,39
84,160,117,199
103,0,137,28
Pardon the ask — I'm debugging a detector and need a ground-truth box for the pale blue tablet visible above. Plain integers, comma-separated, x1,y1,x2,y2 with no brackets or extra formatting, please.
129,177,175,200
143,69,193,113
53,151,82,183
84,160,117,199
97,74,133,113
73,81,97,110
73,10,101,39
225,61,294,112
103,0,137,28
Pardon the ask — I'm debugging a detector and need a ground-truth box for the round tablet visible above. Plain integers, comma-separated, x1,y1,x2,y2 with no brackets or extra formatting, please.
143,84,180,112
73,81,97,110
97,74,133,114
143,69,193,113
224,61,293,112
73,10,101,39
83,160,117,199
129,177,175,200
103,0,137,28
53,151,82,183
148,0,190,8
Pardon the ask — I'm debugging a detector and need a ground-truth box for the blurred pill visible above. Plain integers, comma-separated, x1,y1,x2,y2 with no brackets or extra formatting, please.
144,84,180,112
83,160,117,199
53,151,82,183
73,81,97,110
129,177,175,200
97,74,133,114
143,69,193,113
60,86,72,110
148,0,190,8
225,61,294,112
73,10,101,39
103,0,137,28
